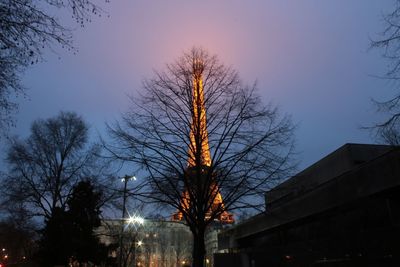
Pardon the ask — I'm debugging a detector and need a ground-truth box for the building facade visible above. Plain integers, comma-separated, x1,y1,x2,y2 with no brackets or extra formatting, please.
97,219,193,267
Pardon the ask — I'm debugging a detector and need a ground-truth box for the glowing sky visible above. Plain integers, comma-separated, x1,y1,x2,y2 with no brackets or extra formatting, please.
6,0,397,170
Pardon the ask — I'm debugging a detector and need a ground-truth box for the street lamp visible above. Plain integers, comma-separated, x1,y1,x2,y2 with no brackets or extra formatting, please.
121,175,136,222
119,175,137,267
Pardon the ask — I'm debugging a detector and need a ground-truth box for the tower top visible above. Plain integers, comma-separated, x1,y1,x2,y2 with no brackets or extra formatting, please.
188,58,211,167
192,58,204,77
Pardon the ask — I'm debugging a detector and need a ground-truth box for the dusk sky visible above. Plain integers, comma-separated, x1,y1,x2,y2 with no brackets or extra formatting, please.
4,0,397,171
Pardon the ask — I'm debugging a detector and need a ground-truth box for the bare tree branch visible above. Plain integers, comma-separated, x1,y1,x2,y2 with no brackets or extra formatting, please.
0,0,107,135
370,0,400,144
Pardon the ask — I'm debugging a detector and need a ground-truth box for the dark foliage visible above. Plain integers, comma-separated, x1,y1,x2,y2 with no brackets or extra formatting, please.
0,219,37,266
38,180,109,266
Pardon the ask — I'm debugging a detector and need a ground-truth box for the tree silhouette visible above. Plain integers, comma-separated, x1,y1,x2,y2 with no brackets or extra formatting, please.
39,180,108,266
106,48,296,267
2,111,101,220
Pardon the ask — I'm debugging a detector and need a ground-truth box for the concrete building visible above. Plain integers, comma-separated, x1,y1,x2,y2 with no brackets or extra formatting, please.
216,144,400,267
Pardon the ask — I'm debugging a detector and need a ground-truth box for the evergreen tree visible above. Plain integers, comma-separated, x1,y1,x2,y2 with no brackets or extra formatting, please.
67,180,107,264
39,180,108,266
39,207,71,266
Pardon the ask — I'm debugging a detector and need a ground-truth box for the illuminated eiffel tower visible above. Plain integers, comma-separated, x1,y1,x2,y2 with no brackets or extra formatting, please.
172,58,234,224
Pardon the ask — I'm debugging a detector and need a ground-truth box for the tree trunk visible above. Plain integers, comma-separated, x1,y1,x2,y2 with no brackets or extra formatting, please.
192,227,206,267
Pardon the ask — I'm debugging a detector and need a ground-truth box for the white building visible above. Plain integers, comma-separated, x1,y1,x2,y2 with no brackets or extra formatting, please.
97,219,192,267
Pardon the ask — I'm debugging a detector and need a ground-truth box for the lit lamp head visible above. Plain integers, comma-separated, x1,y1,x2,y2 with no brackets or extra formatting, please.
121,175,136,182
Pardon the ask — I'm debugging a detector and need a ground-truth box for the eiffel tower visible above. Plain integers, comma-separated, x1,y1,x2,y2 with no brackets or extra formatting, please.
172,58,234,224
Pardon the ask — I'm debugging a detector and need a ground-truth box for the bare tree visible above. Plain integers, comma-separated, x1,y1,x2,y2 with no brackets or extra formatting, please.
0,0,106,135
106,48,296,267
370,0,400,144
2,111,103,220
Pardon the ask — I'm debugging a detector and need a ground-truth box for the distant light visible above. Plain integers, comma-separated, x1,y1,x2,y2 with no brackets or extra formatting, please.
127,215,144,225
137,240,143,246
1,248,5,252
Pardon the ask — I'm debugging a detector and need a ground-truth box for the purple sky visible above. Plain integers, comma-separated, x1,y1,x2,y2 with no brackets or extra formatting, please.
5,0,397,171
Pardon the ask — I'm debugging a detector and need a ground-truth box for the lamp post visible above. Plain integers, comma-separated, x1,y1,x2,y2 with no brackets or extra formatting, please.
119,175,136,267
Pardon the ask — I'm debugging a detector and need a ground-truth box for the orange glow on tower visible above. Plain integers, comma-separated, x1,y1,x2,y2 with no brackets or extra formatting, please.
173,58,234,224
188,58,211,168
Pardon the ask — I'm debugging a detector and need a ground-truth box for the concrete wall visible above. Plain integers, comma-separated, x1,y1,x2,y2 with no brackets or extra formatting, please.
217,145,400,267
266,144,392,211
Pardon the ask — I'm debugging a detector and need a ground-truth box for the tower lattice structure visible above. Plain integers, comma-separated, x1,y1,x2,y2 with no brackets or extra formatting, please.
172,59,234,224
